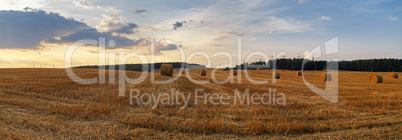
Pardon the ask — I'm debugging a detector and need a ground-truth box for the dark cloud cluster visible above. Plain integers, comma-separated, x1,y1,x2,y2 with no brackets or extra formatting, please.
46,28,145,49
99,21,138,34
0,8,88,49
0,8,179,53
115,23,138,34
23,7,39,12
135,9,146,14
173,21,186,30
135,39,182,54
155,43,179,51
172,19,197,30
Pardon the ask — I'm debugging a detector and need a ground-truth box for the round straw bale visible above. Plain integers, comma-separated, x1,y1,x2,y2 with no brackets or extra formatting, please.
369,75,383,83
200,69,207,76
160,64,173,76
273,72,280,79
160,64,166,75
232,70,238,76
389,73,398,79
165,64,173,76
320,73,332,82
296,71,302,76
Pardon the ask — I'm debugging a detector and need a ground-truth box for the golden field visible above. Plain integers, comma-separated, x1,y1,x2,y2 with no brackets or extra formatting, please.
0,68,401,139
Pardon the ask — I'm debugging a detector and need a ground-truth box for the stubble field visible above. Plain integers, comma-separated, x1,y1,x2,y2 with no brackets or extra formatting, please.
0,68,401,139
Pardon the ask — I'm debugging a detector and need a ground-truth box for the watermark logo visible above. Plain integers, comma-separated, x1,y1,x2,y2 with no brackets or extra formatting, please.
129,88,286,109
302,37,339,103
64,36,339,107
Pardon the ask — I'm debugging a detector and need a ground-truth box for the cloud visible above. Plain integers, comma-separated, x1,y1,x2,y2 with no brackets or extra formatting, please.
134,39,182,54
154,41,181,52
135,9,146,14
0,8,88,49
320,16,331,21
74,1,122,16
214,32,245,40
387,16,398,21
173,21,186,30
167,1,313,34
170,19,198,30
298,0,310,3
115,23,138,33
46,28,145,49
23,7,39,12
47,28,180,54
74,0,93,8
0,8,178,53
106,7,122,15
96,15,138,34
225,32,245,36
262,16,312,33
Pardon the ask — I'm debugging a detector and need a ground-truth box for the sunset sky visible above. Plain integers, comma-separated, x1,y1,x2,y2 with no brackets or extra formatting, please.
0,0,401,68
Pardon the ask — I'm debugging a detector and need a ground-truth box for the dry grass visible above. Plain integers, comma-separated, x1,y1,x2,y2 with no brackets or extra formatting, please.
0,68,401,139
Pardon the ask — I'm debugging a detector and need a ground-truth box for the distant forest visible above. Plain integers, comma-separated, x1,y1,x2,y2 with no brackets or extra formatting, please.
235,58,402,72
74,59,401,72
73,62,205,71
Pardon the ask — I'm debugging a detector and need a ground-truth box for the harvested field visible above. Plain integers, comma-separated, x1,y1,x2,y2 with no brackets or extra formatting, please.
0,68,401,139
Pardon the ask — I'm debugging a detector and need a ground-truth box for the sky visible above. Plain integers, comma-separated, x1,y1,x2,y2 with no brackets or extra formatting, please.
0,0,401,68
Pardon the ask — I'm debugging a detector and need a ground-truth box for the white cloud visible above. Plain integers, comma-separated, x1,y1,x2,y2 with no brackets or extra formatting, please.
96,15,138,34
0,0,45,10
321,16,331,21
74,0,93,8
298,0,311,4
73,1,122,15
304,51,311,59
262,16,312,33
97,15,124,31
387,16,398,21
106,7,121,15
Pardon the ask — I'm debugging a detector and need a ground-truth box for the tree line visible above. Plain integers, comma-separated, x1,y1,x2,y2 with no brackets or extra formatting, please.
234,58,402,72
74,58,401,72
73,62,205,71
